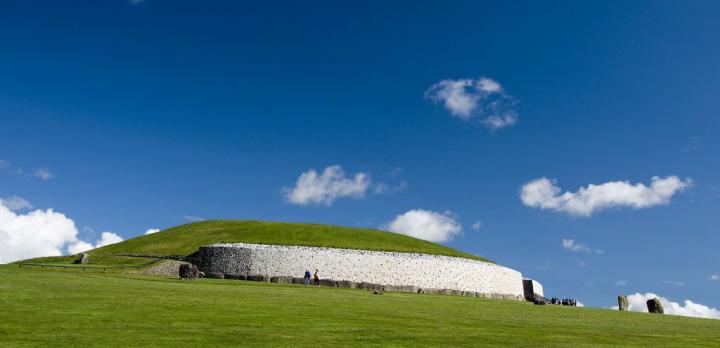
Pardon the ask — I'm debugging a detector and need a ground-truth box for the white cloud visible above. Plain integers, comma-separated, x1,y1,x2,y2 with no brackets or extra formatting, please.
184,215,204,222
663,280,685,287
0,196,33,211
0,199,124,263
576,301,585,307
623,292,720,320
144,228,161,235
711,275,719,281
372,181,408,195
682,137,701,153
33,168,53,180
67,232,124,254
520,176,692,216
471,221,483,230
482,113,518,129
96,232,123,247
66,241,94,255
425,77,518,130
284,165,371,206
425,79,477,119
383,209,462,243
0,201,79,264
616,280,628,287
561,238,603,254
477,77,502,93
0,161,24,176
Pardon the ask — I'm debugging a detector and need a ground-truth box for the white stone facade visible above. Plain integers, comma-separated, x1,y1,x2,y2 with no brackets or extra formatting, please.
530,279,544,297
523,279,544,300
196,243,527,300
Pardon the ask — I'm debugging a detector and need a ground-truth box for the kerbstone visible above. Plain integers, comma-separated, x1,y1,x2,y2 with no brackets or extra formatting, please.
270,276,294,284
179,264,200,279
204,272,224,279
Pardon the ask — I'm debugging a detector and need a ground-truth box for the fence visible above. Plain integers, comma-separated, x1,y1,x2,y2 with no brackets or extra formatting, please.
17,258,162,271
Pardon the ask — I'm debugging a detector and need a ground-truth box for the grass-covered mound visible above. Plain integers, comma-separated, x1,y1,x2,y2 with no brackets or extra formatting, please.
24,220,488,266
2,266,719,347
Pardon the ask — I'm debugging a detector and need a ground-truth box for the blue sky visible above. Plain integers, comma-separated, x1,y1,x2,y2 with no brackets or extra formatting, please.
1,0,719,312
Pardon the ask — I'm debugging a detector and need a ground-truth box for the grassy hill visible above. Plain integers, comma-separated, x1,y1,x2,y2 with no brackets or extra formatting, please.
24,220,488,266
1,265,719,347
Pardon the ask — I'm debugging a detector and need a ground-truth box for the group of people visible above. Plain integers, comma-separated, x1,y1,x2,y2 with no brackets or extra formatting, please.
550,297,577,306
303,269,319,287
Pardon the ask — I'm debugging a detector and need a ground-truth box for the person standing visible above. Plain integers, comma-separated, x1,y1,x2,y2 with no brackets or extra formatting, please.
313,269,319,286
303,269,311,287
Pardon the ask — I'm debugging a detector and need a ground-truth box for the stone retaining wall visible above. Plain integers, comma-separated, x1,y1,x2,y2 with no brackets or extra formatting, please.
133,259,188,277
196,243,527,300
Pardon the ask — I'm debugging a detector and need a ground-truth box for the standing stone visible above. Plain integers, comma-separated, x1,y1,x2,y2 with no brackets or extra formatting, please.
74,253,89,264
647,298,664,314
618,295,629,311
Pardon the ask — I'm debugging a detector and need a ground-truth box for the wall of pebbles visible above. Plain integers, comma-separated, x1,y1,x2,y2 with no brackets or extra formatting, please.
196,243,532,300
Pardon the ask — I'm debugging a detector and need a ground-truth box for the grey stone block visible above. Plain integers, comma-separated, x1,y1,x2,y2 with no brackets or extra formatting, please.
359,282,384,291
318,279,337,287
440,289,459,296
270,276,294,284
225,274,246,280
246,274,269,282
420,288,440,295
647,298,664,314
336,280,359,289
205,272,224,279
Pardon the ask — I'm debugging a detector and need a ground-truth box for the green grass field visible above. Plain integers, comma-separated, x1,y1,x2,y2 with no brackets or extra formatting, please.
8,220,720,346
24,220,487,266
1,266,719,347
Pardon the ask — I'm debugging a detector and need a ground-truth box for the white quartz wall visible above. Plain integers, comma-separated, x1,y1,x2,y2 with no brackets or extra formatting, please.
530,279,544,298
197,243,525,298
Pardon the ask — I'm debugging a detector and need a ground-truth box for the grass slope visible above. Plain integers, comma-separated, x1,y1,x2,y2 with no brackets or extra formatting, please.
25,220,487,266
1,266,719,347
